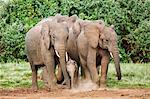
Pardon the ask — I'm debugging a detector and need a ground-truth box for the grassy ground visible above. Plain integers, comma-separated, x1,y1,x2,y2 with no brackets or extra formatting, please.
0,62,150,89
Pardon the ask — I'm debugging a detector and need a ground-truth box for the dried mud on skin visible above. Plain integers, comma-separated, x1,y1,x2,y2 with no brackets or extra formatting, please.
0,88,150,99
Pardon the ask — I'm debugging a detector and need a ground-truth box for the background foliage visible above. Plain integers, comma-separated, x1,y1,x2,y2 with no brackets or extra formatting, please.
0,0,150,63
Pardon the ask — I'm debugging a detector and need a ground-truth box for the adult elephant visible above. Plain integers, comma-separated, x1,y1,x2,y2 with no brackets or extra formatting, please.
76,20,121,87
53,17,121,88
25,14,76,90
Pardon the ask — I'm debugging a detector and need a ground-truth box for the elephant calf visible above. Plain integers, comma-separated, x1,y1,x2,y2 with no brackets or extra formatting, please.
66,59,79,89
41,59,79,89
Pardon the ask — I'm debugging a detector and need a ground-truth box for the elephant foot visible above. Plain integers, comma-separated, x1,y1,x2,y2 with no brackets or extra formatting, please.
97,87,108,91
49,84,58,90
100,84,107,87
50,83,69,90
100,79,107,87
61,79,71,89
45,88,51,92
100,83,107,89
57,84,70,89
31,86,38,92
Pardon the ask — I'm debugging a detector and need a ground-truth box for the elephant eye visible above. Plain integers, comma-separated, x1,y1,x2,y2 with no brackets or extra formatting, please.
52,36,55,40
106,39,109,42
67,36,69,40
66,27,69,33
52,34,55,39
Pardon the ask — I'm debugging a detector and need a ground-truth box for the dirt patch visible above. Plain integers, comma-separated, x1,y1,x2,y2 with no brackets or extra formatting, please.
0,88,150,99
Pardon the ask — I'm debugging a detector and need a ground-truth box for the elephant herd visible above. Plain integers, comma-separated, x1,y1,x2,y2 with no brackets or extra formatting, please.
25,14,122,91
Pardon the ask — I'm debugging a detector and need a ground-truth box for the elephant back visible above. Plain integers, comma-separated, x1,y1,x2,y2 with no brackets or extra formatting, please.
25,25,43,65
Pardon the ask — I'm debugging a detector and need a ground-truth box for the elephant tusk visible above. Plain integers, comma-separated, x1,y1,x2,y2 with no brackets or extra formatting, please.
55,50,60,58
69,28,73,34
110,52,113,58
69,28,73,32
66,52,69,62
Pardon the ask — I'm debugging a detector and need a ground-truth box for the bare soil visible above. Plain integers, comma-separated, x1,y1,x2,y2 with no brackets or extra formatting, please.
0,88,150,99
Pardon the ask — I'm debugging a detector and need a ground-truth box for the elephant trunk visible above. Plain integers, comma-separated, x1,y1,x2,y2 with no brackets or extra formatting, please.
57,47,71,88
111,48,121,80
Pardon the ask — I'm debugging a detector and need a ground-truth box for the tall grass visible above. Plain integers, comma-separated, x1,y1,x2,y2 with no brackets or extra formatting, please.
107,63,150,88
0,62,150,89
0,62,44,89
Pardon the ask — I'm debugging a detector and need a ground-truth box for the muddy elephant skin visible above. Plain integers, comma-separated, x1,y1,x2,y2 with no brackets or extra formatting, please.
25,14,78,90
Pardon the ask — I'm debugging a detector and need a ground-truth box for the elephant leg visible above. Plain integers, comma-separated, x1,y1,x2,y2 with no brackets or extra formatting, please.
31,64,38,91
73,69,79,88
69,70,74,89
79,54,91,81
97,66,100,74
87,47,99,85
41,66,49,87
100,50,110,88
56,64,64,83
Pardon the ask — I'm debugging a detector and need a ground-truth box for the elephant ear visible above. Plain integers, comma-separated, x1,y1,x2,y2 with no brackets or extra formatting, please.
41,21,51,50
84,22,104,48
54,14,67,23
65,15,78,36
96,20,105,32
110,25,115,30
95,20,104,24
72,20,82,38
69,15,78,23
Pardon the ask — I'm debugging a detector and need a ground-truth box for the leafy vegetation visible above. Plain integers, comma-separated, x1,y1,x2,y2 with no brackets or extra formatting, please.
0,0,150,63
0,62,150,89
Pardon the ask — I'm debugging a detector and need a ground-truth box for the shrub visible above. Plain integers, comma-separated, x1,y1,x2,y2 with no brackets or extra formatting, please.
0,0,150,63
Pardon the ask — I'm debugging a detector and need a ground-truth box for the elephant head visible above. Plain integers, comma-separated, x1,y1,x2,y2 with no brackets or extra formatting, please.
99,25,121,80
41,15,77,88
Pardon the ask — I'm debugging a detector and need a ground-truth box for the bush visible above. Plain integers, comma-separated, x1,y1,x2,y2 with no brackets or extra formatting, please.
0,0,150,63
0,21,25,62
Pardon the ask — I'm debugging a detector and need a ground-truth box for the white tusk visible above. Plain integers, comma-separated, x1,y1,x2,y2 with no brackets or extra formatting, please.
55,50,60,58
110,52,113,58
81,29,84,34
66,52,69,62
69,28,73,32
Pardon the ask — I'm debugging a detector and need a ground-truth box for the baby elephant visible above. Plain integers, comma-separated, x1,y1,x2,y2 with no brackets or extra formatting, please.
66,59,79,89
41,59,79,89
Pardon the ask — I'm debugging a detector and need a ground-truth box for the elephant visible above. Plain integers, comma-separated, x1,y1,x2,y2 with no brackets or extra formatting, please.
41,58,79,89
25,14,77,90
76,20,121,87
66,59,79,89
58,18,121,87
40,15,121,89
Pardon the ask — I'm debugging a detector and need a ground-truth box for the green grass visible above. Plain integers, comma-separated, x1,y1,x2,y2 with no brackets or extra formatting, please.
107,63,150,88
0,62,150,89
0,62,44,89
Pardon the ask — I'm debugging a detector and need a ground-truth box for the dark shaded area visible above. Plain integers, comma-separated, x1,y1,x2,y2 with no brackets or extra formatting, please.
69,7,79,16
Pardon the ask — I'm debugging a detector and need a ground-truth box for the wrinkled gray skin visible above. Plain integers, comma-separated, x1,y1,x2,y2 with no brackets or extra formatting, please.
42,59,79,89
61,18,121,88
48,16,121,88
75,20,121,87
25,14,75,90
